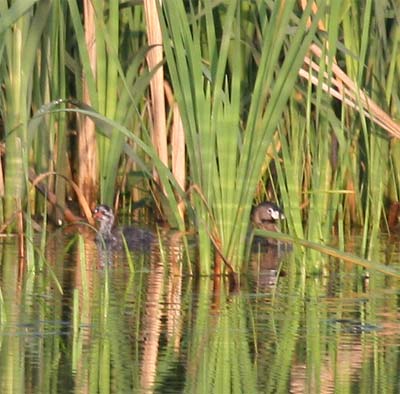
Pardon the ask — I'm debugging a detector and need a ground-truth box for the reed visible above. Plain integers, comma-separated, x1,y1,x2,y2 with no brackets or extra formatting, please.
185,280,258,393
160,0,326,273
64,1,154,210
262,0,400,271
0,1,399,277
0,234,398,391
265,274,304,393
0,0,52,232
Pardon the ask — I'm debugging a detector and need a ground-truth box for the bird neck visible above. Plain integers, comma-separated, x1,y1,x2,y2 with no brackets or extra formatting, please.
97,211,115,241
261,222,280,232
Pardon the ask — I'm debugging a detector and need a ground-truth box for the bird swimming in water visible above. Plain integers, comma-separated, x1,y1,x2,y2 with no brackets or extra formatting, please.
251,201,285,245
93,204,153,251
252,201,285,231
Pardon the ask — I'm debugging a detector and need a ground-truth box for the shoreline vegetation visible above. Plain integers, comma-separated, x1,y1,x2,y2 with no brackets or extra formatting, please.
0,1,399,276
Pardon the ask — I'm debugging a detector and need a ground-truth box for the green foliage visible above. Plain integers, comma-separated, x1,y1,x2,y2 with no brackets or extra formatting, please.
0,233,398,392
0,0,52,223
67,0,153,204
0,0,399,275
160,0,326,271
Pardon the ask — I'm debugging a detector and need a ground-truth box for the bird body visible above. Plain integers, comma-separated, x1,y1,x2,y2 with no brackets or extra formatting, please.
93,204,153,251
251,201,285,245
251,201,285,230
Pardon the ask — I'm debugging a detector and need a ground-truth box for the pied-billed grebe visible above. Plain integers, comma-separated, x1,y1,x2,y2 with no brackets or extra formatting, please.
251,201,285,232
251,202,286,247
93,204,154,251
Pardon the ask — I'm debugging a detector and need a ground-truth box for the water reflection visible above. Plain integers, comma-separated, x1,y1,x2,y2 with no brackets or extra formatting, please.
250,237,289,291
0,233,398,393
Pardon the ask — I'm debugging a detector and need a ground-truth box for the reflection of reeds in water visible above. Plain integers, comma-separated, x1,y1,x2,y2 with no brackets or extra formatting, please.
184,278,258,394
0,242,23,394
290,338,367,394
0,232,399,393
165,233,186,353
251,243,286,292
290,316,400,394
140,260,164,391
140,230,186,392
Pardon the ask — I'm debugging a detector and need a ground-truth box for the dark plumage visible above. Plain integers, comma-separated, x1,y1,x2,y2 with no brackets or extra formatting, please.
93,204,153,251
251,201,285,246
251,201,285,231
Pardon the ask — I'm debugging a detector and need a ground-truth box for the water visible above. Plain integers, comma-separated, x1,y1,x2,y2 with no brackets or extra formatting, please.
0,232,399,393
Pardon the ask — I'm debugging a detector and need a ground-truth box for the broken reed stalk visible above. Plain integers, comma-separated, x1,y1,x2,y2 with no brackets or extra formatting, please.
299,43,400,139
28,169,93,225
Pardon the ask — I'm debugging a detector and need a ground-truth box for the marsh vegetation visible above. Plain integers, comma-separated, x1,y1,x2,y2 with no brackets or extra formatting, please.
1,0,400,274
0,1,400,392
0,1,399,271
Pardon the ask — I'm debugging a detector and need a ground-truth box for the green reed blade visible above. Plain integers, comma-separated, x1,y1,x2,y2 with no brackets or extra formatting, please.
160,0,326,271
253,229,400,278
1,0,51,223
0,0,39,35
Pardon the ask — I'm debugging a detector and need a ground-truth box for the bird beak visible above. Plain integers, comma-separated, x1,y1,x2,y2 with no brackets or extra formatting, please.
271,210,285,220
93,210,103,220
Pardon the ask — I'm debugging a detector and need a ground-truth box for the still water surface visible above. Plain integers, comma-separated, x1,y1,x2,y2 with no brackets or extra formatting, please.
0,231,399,393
